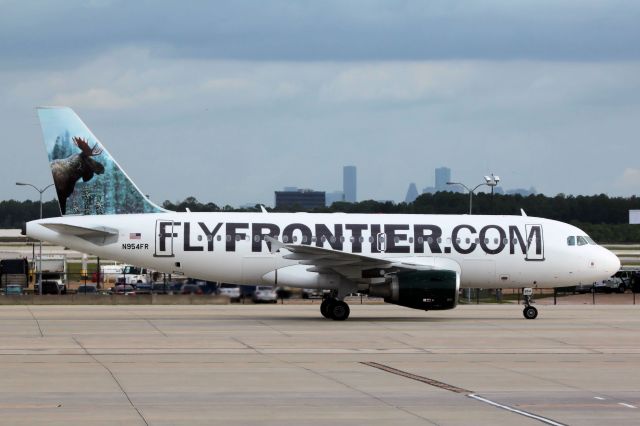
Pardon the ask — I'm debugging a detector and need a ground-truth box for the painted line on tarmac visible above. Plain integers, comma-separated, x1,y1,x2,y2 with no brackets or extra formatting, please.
618,403,636,408
594,396,605,400
468,394,567,426
362,361,567,426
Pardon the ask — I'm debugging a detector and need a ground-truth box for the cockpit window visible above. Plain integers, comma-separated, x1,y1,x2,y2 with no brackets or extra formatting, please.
585,236,596,245
567,236,576,246
576,236,588,246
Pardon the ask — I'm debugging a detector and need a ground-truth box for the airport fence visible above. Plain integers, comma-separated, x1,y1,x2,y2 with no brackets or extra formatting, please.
1,271,638,305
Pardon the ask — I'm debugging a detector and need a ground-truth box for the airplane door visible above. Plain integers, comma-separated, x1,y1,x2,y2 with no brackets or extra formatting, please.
525,224,544,261
377,233,387,253
155,220,176,257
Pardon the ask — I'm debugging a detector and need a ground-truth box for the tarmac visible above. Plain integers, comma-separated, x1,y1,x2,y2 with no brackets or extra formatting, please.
0,303,639,425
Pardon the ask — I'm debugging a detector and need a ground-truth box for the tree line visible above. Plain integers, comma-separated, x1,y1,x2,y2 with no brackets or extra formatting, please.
2,193,640,243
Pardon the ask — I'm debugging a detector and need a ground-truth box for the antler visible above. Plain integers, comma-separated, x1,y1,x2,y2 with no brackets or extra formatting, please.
73,137,102,156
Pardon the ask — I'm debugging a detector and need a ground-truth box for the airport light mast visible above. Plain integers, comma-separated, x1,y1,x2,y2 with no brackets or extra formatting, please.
15,182,54,296
447,174,500,215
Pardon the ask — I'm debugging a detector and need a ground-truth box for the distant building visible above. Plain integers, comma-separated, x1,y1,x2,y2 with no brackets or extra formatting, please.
630,210,640,224
435,167,451,192
275,189,325,210
405,183,419,203
422,186,436,194
325,191,345,207
343,166,357,203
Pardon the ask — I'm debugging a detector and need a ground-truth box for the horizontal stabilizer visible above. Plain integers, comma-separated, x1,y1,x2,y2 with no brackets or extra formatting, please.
41,223,119,246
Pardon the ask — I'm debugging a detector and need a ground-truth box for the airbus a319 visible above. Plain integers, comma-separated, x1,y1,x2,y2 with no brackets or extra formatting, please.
26,107,620,320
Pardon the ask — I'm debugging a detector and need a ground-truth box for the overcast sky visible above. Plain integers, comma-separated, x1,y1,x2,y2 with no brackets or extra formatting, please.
2,0,640,207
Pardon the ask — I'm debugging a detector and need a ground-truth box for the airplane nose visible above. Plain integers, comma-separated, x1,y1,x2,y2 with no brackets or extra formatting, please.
603,249,621,275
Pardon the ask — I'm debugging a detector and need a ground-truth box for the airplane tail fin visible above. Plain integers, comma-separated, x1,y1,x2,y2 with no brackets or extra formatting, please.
36,106,165,215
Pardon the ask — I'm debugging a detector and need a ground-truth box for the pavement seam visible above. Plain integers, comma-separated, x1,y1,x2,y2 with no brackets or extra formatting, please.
298,364,441,425
72,336,149,426
126,309,169,337
26,306,44,337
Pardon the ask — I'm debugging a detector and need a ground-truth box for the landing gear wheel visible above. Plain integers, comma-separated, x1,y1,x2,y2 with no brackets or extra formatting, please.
320,298,334,319
329,301,350,321
523,306,538,320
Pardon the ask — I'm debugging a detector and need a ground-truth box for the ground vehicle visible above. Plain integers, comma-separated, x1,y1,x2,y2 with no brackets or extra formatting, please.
134,283,153,294
181,284,204,295
76,284,98,294
152,282,170,294
253,286,277,303
37,280,66,295
217,283,240,301
111,284,136,295
575,282,593,294
0,258,29,289
36,255,66,290
594,276,626,293
117,265,150,285
4,284,24,295
302,288,324,299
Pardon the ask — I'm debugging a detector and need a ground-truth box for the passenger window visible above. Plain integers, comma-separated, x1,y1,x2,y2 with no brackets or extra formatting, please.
567,236,575,246
503,238,508,245
427,237,433,244
465,238,470,244
349,236,355,243
311,236,317,242
409,237,414,244
359,236,364,243
494,238,499,244
577,236,588,246
293,236,298,243
235,235,241,241
226,235,231,242
254,235,260,242
283,235,289,243
217,235,221,241
395,236,400,244
438,238,442,243
302,236,308,243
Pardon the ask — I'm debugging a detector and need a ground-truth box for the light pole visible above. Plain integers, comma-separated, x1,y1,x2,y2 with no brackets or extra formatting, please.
447,174,501,215
446,181,487,215
16,182,54,295
483,174,500,214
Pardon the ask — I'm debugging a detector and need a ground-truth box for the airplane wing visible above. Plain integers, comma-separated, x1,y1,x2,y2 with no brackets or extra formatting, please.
265,236,459,281
40,223,119,246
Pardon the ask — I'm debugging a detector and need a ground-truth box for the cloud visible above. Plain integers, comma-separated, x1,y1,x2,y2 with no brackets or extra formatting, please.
1,0,640,71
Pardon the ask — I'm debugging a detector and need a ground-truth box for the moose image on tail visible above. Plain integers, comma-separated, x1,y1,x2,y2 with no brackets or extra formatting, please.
51,137,104,214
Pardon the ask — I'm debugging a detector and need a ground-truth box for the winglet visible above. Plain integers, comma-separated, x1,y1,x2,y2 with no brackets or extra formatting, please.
520,209,527,216
260,205,268,213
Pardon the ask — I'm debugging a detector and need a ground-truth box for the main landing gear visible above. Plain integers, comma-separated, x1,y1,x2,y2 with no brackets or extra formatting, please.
320,297,350,321
522,288,538,320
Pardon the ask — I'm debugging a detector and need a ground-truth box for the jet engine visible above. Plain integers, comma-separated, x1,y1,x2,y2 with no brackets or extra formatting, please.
368,270,459,310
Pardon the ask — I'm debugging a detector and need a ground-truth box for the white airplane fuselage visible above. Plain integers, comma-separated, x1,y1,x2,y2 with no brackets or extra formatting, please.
27,212,619,290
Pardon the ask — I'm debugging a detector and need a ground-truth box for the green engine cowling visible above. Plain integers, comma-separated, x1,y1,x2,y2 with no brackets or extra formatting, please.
369,270,459,310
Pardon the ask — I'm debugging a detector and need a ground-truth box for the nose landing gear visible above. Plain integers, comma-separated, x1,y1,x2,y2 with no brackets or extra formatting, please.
522,288,538,319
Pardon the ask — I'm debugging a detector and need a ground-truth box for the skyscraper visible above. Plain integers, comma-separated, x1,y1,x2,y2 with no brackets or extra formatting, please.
405,183,419,203
343,166,357,203
435,167,451,192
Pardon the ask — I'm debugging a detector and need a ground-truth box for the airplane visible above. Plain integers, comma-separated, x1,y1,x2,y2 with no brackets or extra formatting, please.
25,107,621,320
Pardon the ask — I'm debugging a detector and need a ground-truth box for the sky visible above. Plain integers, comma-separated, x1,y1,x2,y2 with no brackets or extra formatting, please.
1,0,640,207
